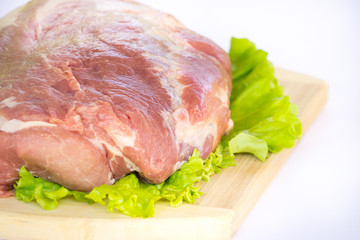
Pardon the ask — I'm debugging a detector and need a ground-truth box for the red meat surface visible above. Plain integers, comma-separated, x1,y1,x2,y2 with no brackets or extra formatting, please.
0,0,233,196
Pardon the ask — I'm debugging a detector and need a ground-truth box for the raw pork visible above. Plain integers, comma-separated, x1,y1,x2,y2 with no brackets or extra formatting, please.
0,0,232,196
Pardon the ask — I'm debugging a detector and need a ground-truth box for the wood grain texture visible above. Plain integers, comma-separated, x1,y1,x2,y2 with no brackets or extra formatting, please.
0,68,328,240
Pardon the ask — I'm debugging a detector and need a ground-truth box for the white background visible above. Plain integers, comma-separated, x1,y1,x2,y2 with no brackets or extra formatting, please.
1,0,360,239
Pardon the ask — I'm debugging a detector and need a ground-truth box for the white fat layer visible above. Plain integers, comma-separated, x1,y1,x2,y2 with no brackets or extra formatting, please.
140,14,189,110
108,174,115,184
110,132,136,151
88,123,141,172
124,157,141,172
173,160,186,172
0,97,19,108
0,117,56,133
109,132,141,172
88,126,141,173
107,142,141,172
215,87,229,104
84,137,106,155
173,109,218,154
225,119,234,134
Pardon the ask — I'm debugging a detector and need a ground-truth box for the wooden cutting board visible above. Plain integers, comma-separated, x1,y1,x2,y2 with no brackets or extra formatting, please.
0,68,328,240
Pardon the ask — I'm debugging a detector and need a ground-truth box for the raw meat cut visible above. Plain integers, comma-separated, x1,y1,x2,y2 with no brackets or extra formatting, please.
0,0,233,197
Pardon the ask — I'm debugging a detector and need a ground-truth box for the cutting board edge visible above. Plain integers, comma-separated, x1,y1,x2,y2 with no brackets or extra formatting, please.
0,200,236,240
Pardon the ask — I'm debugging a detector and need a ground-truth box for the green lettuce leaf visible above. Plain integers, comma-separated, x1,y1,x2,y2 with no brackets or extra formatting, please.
85,174,161,218
14,166,91,210
228,132,268,161
14,145,235,217
223,38,302,159
160,144,235,208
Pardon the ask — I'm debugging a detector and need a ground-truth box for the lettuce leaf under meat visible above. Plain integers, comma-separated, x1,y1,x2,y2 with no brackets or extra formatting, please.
15,145,235,217
14,38,301,217
14,166,91,210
